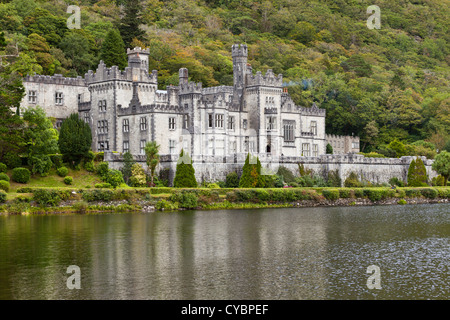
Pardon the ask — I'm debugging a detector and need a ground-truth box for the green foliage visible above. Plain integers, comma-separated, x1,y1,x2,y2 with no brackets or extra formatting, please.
239,154,264,188
129,163,146,187
0,163,6,173
173,149,197,188
81,189,114,202
121,152,135,185
432,151,450,186
0,180,10,192
431,175,445,186
398,199,407,205
95,183,112,189
0,173,9,182
104,169,125,188
276,166,295,184
419,188,438,199
389,177,405,187
225,172,240,188
32,189,68,207
63,176,73,185
11,167,30,184
344,172,362,188
58,114,92,168
206,183,220,188
56,166,69,177
96,162,110,179
99,29,127,70
155,199,179,211
145,141,160,187
322,189,339,201
327,170,342,187
169,191,198,209
0,190,6,203
84,161,95,173
50,154,63,168
407,158,428,187
119,0,145,48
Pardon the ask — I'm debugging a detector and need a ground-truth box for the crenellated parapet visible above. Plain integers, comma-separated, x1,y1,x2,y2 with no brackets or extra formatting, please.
84,61,158,84
202,86,234,95
300,102,326,116
117,103,183,116
246,69,283,88
24,74,86,87
179,81,202,94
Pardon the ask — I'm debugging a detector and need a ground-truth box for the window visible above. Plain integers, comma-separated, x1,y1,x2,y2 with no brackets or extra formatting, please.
183,114,189,129
123,119,129,133
123,141,129,153
244,136,249,153
55,92,63,105
266,116,276,131
28,90,37,104
97,120,108,134
228,116,235,130
313,144,319,157
208,114,213,128
169,139,176,154
78,94,82,104
243,119,248,130
310,121,317,135
302,143,310,157
98,100,107,112
283,121,294,142
140,117,147,131
215,114,224,128
229,140,237,153
352,141,359,149
84,112,89,123
169,117,176,130
140,140,146,155
98,141,109,151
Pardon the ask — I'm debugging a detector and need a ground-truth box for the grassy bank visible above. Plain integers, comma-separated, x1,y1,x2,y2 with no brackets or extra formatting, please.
1,185,449,215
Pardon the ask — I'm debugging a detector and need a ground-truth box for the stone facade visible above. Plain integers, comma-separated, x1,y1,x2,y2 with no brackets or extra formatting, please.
325,134,360,154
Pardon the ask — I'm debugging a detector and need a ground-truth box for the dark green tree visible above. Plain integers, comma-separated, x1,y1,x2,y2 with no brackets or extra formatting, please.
407,157,428,187
432,151,450,186
144,140,160,187
119,0,145,48
326,143,333,154
99,29,127,70
173,149,197,188
58,113,92,168
121,151,135,185
239,153,264,188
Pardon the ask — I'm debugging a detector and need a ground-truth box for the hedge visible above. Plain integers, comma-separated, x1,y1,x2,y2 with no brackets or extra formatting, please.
322,189,339,201
32,189,71,207
12,168,31,184
0,180,10,192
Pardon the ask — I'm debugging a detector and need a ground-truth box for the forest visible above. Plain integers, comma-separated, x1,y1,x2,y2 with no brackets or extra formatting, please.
0,0,449,156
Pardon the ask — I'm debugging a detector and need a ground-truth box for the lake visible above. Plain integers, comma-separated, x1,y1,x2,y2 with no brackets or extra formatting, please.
0,203,448,300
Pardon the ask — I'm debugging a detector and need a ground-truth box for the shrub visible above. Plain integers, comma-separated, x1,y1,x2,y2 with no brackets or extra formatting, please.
389,177,405,187
95,183,112,189
404,188,421,197
437,188,450,198
4,152,22,169
82,189,114,202
57,166,69,177
277,166,296,184
64,176,73,185
104,169,125,188
0,191,6,203
327,170,341,187
85,150,95,162
431,175,445,186
32,189,62,206
0,180,10,192
363,189,388,202
94,152,104,162
169,191,198,209
12,168,31,184
398,199,407,205
323,189,339,201
256,189,270,202
344,172,361,188
239,154,264,188
407,158,428,187
96,162,110,179
173,150,197,188
0,173,10,182
338,188,350,198
419,188,438,199
0,163,7,173
354,189,364,198
155,199,178,211
73,201,88,214
207,183,220,188
49,154,63,168
84,160,95,173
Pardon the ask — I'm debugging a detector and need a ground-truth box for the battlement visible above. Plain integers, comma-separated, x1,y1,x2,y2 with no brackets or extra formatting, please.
246,69,283,88
231,44,248,57
179,81,202,94
117,103,183,116
299,102,326,116
325,133,359,140
84,61,157,84
24,74,86,87
127,47,150,55
201,86,234,95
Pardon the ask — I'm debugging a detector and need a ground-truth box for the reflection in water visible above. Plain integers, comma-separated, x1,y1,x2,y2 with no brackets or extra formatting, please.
0,204,448,300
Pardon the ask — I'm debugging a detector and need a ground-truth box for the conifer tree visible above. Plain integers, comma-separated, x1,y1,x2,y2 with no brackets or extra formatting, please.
173,149,197,188
99,29,127,70
145,141,160,187
119,0,145,49
407,157,428,187
58,113,92,168
239,153,265,188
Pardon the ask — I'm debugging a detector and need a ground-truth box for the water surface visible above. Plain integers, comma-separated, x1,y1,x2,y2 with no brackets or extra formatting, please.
0,204,448,300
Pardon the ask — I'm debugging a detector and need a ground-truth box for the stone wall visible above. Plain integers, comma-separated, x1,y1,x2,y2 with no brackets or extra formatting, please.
105,152,437,187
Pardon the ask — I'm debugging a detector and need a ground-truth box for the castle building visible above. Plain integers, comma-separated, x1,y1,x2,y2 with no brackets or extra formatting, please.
325,134,360,154
20,44,326,166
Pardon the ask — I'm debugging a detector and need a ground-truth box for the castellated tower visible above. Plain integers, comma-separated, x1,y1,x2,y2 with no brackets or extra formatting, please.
127,47,150,71
231,44,248,108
